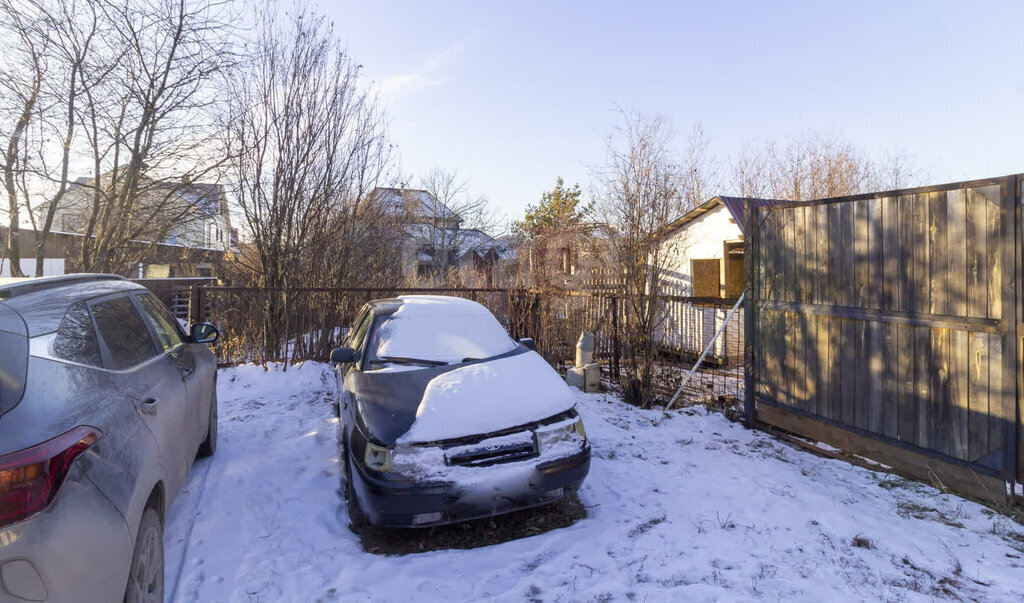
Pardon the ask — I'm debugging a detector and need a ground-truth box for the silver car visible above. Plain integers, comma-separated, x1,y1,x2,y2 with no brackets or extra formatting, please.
0,275,219,602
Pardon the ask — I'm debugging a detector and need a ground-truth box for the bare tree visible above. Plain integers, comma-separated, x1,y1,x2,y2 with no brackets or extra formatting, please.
0,0,47,276
731,132,923,201
595,110,687,407
414,167,499,285
222,2,396,361
679,122,718,210
73,0,233,273
1,0,233,276
10,0,107,276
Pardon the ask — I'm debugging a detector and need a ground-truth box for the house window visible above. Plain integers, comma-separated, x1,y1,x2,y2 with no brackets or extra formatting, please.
723,240,744,299
691,259,721,298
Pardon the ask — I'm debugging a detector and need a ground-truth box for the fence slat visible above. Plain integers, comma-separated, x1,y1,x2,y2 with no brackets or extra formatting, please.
968,331,989,463
966,190,988,319
949,329,969,461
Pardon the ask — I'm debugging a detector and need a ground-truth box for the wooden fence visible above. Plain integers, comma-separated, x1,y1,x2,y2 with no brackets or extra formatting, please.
744,175,1022,503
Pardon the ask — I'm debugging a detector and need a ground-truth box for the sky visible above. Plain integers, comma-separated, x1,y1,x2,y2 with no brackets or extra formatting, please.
326,0,1024,227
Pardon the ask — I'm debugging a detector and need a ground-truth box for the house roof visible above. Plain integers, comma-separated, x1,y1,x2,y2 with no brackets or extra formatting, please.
663,196,786,236
371,187,461,222
66,175,228,218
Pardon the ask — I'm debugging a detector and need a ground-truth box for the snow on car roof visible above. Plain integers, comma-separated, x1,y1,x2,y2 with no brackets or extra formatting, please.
394,295,495,315
373,295,517,364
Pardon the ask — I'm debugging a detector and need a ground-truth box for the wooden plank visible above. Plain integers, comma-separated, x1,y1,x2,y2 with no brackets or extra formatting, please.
897,194,915,313
1004,176,1021,485
947,189,968,318
854,199,868,307
842,318,858,426
827,315,841,421
880,322,898,439
853,318,869,430
911,193,930,315
929,192,949,316
828,204,841,304
795,206,807,302
966,189,988,318
757,300,1001,333
805,204,817,303
770,210,783,301
914,325,931,449
931,328,951,458
867,321,884,434
692,259,721,298
791,311,805,410
779,308,791,407
949,329,970,461
981,184,1003,320
764,309,779,403
968,331,989,463
882,196,899,311
755,402,1007,506
783,209,794,303
840,202,854,307
869,197,884,310
816,312,830,418
897,323,916,444
988,333,1005,473
995,178,1016,481
815,203,828,305
806,312,819,415
744,201,759,427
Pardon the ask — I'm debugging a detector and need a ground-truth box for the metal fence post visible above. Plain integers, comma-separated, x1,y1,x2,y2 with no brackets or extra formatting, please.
611,296,621,380
188,285,201,325
744,199,760,428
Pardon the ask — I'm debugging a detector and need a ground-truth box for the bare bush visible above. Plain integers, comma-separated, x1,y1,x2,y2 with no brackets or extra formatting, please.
1,0,234,275
732,132,922,201
594,110,689,407
220,2,398,363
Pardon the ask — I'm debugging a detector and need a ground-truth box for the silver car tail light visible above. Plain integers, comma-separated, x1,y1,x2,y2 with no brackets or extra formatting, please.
0,426,101,528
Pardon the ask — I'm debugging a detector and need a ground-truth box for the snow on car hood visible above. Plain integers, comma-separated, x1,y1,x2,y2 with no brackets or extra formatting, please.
396,350,574,444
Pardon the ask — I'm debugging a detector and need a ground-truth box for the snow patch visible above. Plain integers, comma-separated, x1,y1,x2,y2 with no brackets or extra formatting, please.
397,351,574,444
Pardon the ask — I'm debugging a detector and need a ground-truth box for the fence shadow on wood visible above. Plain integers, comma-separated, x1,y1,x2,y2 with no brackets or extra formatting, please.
745,175,1023,503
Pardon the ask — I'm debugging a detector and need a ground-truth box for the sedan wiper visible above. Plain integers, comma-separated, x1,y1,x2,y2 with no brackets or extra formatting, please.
373,356,448,367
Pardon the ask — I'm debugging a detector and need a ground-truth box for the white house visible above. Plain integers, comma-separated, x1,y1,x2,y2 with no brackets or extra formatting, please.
656,196,781,363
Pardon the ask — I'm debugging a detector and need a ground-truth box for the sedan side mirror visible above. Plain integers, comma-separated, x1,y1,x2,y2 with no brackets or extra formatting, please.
191,322,219,344
331,347,357,364
518,338,537,352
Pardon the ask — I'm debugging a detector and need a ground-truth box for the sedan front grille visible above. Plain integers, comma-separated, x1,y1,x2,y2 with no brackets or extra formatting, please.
444,437,538,467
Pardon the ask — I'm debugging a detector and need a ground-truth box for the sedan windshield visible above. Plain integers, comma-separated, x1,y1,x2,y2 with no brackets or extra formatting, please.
365,298,518,366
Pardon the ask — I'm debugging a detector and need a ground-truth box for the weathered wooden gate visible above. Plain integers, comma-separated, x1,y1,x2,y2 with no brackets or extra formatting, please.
744,175,1022,503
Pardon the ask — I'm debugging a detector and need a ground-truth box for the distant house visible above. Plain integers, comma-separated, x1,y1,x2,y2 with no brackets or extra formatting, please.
43,174,235,278
660,196,783,298
656,196,782,363
369,187,510,285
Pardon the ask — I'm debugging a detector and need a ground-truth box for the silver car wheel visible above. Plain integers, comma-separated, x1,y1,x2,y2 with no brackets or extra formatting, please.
125,507,163,603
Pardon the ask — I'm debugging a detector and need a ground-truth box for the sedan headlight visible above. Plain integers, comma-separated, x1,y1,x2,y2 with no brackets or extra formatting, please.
536,417,587,453
364,441,393,472
569,417,586,439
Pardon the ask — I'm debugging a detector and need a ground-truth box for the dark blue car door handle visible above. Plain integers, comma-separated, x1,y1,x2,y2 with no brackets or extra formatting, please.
139,398,159,415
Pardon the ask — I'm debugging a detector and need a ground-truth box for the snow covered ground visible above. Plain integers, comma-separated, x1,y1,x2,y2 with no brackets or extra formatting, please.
166,362,1024,602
